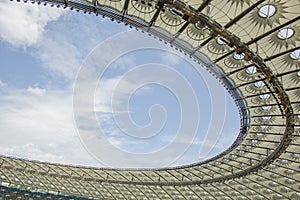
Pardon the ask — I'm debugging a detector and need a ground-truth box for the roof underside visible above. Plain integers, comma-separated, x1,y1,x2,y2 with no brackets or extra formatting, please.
0,0,300,199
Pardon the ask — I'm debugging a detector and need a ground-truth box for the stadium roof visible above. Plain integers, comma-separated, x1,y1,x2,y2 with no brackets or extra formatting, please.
0,0,300,199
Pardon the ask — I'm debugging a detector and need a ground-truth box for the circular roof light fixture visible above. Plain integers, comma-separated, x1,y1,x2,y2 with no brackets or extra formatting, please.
258,4,277,18
256,133,264,139
233,52,245,60
246,66,257,74
169,8,178,16
292,153,300,159
216,37,226,45
260,125,269,129
285,179,296,185
251,139,258,144
195,20,206,30
290,49,300,60
260,94,270,99
270,173,280,178
262,105,272,110
277,28,295,40
262,116,271,120
254,81,265,88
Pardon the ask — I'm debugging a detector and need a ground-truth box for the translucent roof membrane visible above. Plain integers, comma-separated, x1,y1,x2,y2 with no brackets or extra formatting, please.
0,0,299,199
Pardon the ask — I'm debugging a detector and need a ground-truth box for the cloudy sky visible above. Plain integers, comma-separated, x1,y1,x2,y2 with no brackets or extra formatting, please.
0,1,239,168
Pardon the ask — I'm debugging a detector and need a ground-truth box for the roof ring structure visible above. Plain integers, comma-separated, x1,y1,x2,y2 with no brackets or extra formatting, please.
0,0,299,199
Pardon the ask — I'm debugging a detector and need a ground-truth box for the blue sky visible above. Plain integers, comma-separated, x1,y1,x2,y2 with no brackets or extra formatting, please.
0,1,239,168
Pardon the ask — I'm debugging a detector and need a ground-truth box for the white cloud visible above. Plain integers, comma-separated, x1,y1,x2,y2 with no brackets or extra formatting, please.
27,86,46,96
160,49,182,65
0,87,99,166
0,80,7,88
94,76,139,113
33,33,82,81
0,1,64,47
29,11,127,81
0,143,64,163
0,1,116,82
